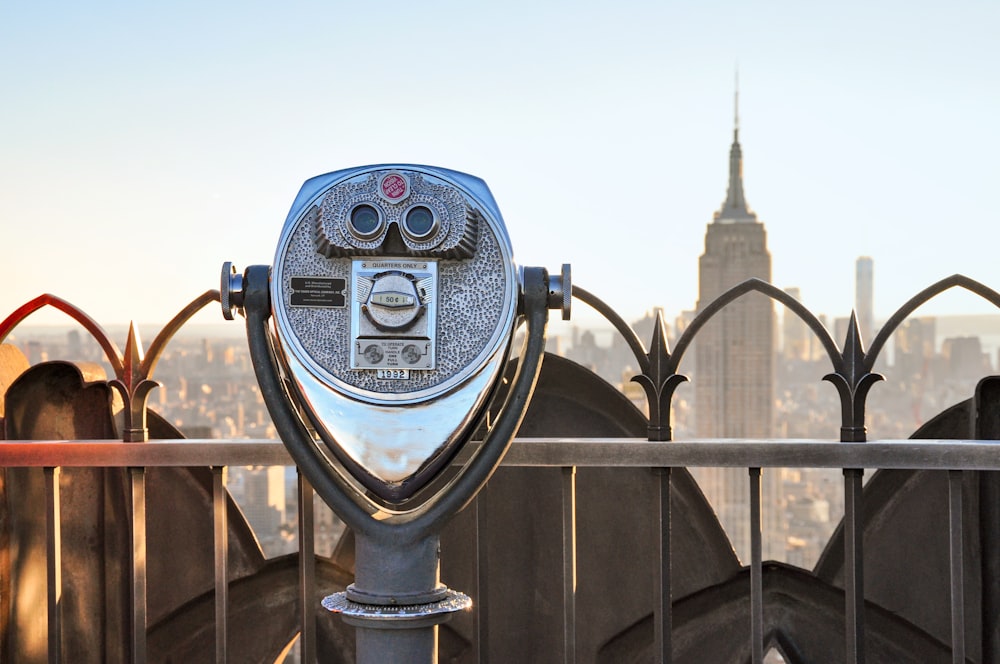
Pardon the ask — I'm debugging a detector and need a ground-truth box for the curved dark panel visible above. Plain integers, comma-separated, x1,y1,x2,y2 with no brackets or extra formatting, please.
512,353,650,437
144,466,268,625
600,563,965,664
2,362,124,661
4,361,116,440
441,353,739,662
0,343,29,422
147,555,355,663
814,397,982,660
0,362,329,662
910,398,974,440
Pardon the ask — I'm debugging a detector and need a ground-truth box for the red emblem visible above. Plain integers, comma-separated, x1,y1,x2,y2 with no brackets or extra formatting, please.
379,173,409,202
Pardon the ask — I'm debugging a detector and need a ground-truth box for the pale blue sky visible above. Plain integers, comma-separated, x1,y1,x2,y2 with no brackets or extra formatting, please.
2,1,998,333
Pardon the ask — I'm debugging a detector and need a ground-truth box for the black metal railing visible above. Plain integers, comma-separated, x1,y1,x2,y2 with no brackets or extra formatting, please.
1,438,997,662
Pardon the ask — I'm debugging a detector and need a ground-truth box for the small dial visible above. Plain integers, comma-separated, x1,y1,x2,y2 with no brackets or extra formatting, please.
362,272,424,331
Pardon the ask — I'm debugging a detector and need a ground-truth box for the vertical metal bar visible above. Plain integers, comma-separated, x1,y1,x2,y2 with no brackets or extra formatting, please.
129,466,147,663
844,468,865,664
561,467,576,664
212,467,228,664
749,467,763,664
475,488,490,664
981,472,1000,662
654,468,672,663
44,467,62,664
949,470,965,663
976,378,1000,661
298,470,317,663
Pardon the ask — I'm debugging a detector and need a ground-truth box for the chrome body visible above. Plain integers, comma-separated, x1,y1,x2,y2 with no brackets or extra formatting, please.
269,165,519,501
281,342,501,485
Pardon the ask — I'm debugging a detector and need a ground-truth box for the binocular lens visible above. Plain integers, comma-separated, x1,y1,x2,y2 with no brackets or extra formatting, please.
349,204,383,240
403,206,437,240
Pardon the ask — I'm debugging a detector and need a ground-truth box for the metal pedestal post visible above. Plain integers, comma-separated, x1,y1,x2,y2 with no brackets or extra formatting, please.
322,532,471,663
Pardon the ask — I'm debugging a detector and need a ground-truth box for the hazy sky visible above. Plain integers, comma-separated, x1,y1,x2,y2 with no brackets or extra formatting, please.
2,1,998,335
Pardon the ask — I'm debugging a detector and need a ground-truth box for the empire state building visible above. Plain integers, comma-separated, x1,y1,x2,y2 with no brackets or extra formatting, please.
694,115,775,439
692,111,780,561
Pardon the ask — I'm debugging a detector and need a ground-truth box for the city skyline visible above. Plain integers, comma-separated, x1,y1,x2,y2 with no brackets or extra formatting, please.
2,2,999,328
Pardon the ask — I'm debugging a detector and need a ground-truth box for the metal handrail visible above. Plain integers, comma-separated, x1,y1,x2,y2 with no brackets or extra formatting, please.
2,437,1000,469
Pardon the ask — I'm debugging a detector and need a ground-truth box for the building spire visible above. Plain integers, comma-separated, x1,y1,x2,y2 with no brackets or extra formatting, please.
734,67,740,138
715,70,756,222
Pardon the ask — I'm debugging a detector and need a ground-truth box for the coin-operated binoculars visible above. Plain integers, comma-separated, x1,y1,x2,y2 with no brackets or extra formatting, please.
222,165,569,662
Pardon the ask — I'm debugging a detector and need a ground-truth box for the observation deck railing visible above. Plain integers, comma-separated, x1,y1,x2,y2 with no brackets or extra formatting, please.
1,436,996,663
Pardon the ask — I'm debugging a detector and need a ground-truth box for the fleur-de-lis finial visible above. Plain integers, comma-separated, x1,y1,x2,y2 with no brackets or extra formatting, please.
631,310,688,441
109,323,161,442
823,312,884,442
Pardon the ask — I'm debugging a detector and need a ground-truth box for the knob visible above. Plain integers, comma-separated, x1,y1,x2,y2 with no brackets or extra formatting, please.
547,263,572,321
221,262,245,320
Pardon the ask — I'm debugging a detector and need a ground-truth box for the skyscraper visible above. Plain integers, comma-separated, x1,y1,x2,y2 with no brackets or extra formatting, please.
692,100,780,561
694,105,774,439
855,256,874,345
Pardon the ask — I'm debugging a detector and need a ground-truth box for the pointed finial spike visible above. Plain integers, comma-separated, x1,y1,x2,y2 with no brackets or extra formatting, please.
652,308,672,351
841,312,867,381
645,308,673,381
122,322,146,387
125,323,145,361
844,311,860,344
649,312,666,353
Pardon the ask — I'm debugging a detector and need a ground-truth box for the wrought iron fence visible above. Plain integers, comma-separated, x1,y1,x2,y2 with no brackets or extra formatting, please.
2,439,998,662
1,275,999,662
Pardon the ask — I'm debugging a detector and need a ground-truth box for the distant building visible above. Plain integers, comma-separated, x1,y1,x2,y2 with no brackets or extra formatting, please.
833,316,851,348
855,256,874,345
692,104,780,561
941,336,988,378
894,316,936,376
782,287,810,361
230,465,289,557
